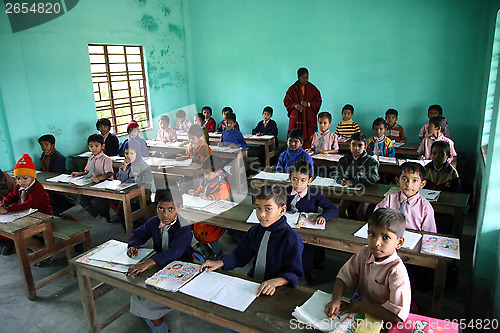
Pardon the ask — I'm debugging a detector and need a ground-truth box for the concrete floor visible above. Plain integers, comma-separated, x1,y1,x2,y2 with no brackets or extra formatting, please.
0,203,476,333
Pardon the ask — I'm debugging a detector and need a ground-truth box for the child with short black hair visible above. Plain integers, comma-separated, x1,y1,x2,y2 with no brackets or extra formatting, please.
335,132,380,220
38,134,68,173
385,109,407,142
417,116,457,165
325,208,411,324
276,129,314,174
194,112,210,144
425,141,460,192
219,113,247,148
335,104,360,140
216,106,240,133
118,120,149,157
202,184,304,296
72,134,114,221
202,106,216,133
287,161,338,285
309,111,339,154
375,162,437,232
127,187,193,333
367,118,395,157
175,109,192,132
177,124,212,163
252,106,278,138
156,115,177,142
96,118,119,156
0,154,54,255
418,104,451,139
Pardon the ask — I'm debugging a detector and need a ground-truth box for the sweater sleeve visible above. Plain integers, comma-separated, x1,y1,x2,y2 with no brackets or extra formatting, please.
1,187,20,208
334,157,349,183
252,121,261,135
116,165,131,182
151,226,193,266
128,218,154,248
316,194,338,220
238,132,247,148
399,126,407,143
50,153,67,174
387,141,396,157
352,157,379,186
5,183,51,213
222,228,257,271
270,120,278,137
107,135,120,156
276,234,304,288
134,163,153,189
276,151,286,173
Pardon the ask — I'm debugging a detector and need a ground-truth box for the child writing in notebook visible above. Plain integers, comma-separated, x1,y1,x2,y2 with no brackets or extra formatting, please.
175,109,192,132
417,116,457,165
309,111,339,154
375,162,437,232
219,113,247,148
202,106,216,133
287,161,338,285
385,109,407,143
418,104,451,139
276,129,314,175
72,134,114,222
201,184,303,296
0,154,53,255
156,115,177,143
96,118,119,156
335,104,360,140
176,124,212,163
324,208,411,324
118,120,149,157
127,187,193,333
366,118,395,157
38,134,68,174
194,112,210,144
190,155,231,260
335,132,380,220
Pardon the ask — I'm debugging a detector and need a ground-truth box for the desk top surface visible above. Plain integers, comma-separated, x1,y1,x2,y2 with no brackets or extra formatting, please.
0,211,53,234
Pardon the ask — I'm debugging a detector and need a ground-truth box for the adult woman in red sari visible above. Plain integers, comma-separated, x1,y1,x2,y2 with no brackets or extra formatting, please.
283,68,322,149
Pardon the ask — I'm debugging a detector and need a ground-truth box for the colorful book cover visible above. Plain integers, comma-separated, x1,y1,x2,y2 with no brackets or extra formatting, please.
297,213,325,230
145,261,202,292
420,234,460,259
387,313,459,333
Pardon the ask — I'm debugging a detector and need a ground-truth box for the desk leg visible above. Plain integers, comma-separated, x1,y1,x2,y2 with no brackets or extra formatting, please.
453,208,464,237
14,232,36,300
264,142,270,168
123,196,133,238
76,269,100,333
432,260,447,316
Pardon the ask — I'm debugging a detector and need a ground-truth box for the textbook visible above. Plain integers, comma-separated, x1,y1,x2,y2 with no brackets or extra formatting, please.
202,200,238,214
88,239,154,265
354,223,422,250
310,176,359,190
145,261,203,292
292,290,362,333
0,208,38,223
420,234,460,259
387,313,459,333
243,134,274,140
312,153,343,162
246,209,300,228
383,187,440,202
253,171,290,182
91,180,135,191
393,142,405,148
397,159,431,167
46,174,84,183
297,213,325,230
377,156,397,164
179,271,260,312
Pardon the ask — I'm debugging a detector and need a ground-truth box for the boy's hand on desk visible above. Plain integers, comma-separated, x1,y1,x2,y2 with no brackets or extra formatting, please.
315,216,326,225
0,207,7,214
418,155,425,160
200,260,223,272
126,259,155,276
199,193,209,200
218,142,223,147
127,246,138,258
339,300,364,316
71,172,80,177
256,133,263,136
91,177,100,184
188,189,196,195
229,144,238,149
256,278,286,296
324,298,341,319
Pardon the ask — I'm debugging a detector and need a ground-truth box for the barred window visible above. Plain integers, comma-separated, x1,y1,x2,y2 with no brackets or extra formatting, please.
88,44,151,135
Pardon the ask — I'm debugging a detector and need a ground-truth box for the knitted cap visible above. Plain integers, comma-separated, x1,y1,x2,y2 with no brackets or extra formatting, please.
14,154,37,178
127,120,140,132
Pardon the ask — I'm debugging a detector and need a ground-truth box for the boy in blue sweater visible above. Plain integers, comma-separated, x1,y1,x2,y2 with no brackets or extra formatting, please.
202,184,304,296
252,106,279,168
286,160,338,285
127,187,193,333
276,128,314,175
219,113,247,148
38,134,67,174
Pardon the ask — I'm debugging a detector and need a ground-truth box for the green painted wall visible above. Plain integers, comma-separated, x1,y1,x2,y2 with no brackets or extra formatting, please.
0,0,190,171
186,0,491,159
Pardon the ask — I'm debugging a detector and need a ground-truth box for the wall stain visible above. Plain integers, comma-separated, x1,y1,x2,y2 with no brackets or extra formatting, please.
168,24,182,39
161,4,170,16
47,125,62,136
140,14,158,32
136,0,146,5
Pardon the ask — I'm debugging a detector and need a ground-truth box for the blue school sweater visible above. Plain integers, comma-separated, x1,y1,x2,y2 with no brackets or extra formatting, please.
118,136,149,157
221,128,247,148
116,159,154,190
104,133,119,156
222,215,303,288
128,215,193,266
276,147,314,175
41,150,68,174
252,119,278,137
286,185,338,220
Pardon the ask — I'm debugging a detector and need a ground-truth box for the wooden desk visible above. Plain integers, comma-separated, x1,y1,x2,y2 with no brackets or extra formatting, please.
249,177,469,237
70,253,313,333
181,203,452,316
0,212,91,299
242,135,277,168
38,172,150,238
312,155,400,178
339,142,420,157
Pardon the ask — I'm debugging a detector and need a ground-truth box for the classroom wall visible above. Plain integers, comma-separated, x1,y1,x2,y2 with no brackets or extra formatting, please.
0,0,191,171
185,0,492,159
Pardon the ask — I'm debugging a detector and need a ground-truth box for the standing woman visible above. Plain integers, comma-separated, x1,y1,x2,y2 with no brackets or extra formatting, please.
284,67,322,149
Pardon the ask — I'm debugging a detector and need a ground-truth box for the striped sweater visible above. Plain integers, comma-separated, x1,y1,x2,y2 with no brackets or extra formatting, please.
193,171,231,201
335,119,360,139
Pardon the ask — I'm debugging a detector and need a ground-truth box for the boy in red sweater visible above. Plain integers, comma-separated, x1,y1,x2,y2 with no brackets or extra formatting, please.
0,154,53,255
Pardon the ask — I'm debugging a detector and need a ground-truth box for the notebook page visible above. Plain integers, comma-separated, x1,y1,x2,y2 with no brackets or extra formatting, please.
180,271,233,302
210,277,260,312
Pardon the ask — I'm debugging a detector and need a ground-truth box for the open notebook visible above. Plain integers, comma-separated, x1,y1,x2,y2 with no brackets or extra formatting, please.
354,224,422,250
88,239,153,265
0,208,38,223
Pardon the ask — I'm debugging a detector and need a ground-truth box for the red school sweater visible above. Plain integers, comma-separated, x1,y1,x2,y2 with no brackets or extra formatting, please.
1,179,53,214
